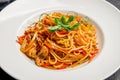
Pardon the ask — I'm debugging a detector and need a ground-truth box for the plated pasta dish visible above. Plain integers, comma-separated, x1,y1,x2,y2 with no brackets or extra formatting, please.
17,12,99,70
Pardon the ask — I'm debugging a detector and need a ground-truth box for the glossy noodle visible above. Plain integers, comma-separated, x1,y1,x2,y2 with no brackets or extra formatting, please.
17,12,99,70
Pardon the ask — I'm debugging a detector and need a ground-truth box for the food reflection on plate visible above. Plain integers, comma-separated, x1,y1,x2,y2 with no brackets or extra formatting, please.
17,11,99,70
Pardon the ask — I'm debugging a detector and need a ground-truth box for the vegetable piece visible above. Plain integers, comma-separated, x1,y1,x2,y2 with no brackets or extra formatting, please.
42,62,51,67
61,16,67,25
67,16,74,23
48,25,62,32
55,18,61,25
48,15,80,32
58,30,68,34
69,23,80,30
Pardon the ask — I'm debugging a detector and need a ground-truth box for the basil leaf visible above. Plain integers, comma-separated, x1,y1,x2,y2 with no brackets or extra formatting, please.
70,23,80,30
67,16,74,23
61,16,67,25
55,18,61,25
48,25,61,32
48,15,79,32
61,24,69,30
64,26,71,31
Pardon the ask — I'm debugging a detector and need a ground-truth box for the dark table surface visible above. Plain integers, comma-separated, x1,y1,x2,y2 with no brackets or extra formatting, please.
0,0,120,80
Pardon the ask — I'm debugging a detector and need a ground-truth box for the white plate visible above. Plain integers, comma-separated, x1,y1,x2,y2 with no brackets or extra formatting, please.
0,0,120,80
0,0,68,20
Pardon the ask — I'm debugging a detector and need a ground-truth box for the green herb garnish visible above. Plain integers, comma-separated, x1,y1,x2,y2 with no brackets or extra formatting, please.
67,16,74,23
48,15,80,32
48,25,61,32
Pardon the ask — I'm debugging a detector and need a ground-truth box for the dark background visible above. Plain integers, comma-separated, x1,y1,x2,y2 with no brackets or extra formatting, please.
0,0,120,80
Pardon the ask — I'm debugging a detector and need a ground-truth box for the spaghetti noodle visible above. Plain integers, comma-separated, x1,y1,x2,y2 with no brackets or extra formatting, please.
17,12,99,70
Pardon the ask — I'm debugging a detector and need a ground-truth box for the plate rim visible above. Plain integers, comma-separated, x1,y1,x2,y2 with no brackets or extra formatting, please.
0,0,120,80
